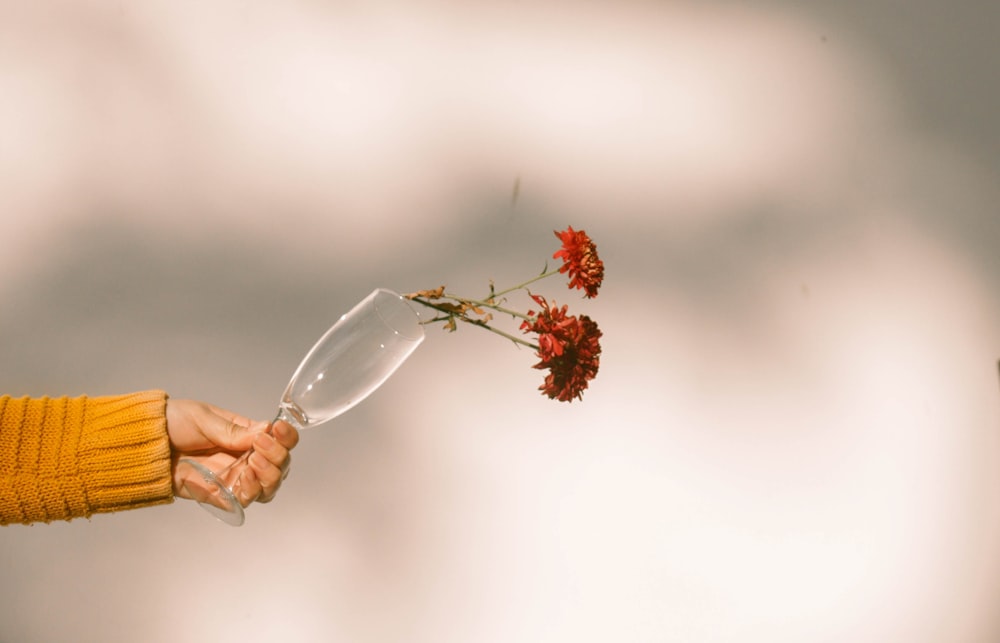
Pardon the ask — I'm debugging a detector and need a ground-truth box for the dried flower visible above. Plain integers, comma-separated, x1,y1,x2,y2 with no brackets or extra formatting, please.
553,226,604,298
406,226,605,402
520,295,602,401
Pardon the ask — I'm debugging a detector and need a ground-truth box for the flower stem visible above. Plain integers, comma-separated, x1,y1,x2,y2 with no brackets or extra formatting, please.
444,294,531,321
407,296,540,350
407,268,563,352
459,318,539,350
489,269,562,299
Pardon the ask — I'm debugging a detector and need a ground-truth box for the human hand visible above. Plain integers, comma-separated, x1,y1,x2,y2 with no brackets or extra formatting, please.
167,399,300,506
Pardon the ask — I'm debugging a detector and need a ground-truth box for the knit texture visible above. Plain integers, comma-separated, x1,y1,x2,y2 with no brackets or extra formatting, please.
0,390,174,525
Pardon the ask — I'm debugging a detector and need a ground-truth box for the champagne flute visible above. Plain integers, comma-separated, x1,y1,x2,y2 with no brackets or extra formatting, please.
177,288,425,526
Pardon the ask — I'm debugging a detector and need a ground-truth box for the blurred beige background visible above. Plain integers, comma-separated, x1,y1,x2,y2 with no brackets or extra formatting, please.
2,1,1000,641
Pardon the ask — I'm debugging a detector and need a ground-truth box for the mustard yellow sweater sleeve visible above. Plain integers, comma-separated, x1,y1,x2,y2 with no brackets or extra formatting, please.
0,390,174,525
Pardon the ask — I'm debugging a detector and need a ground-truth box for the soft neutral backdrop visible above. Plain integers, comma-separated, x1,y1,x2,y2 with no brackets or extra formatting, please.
2,1,999,641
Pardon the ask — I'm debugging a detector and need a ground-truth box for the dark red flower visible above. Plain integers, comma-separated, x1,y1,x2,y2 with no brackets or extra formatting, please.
520,294,602,402
553,226,604,298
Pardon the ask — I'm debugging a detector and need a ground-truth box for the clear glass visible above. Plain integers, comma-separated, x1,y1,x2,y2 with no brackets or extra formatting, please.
176,288,424,525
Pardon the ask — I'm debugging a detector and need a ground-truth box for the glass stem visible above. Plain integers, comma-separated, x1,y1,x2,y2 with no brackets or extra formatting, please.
222,413,283,499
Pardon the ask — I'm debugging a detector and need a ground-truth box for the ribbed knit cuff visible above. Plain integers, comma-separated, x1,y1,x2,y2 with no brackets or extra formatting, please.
1,390,174,525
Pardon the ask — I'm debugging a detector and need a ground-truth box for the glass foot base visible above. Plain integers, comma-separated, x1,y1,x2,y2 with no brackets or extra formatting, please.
177,458,245,526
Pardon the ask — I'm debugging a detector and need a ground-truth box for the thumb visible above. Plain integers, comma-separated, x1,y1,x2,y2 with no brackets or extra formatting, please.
204,411,269,452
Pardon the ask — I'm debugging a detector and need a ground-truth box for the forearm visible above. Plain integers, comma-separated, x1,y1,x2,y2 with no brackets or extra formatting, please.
0,390,174,525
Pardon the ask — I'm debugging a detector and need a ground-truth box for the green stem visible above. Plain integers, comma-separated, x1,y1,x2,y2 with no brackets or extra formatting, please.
407,296,540,351
459,317,539,350
489,268,562,299
444,294,531,321
407,267,564,351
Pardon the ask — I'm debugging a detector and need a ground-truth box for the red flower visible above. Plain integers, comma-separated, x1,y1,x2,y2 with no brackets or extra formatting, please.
553,226,604,298
520,294,602,402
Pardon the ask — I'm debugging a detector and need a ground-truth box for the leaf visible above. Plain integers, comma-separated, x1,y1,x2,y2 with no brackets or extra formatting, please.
435,302,466,314
406,286,446,299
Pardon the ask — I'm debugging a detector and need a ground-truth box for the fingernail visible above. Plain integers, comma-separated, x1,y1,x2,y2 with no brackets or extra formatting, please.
255,433,276,450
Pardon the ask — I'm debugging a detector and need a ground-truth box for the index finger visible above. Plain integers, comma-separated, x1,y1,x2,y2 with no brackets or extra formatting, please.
270,420,300,450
